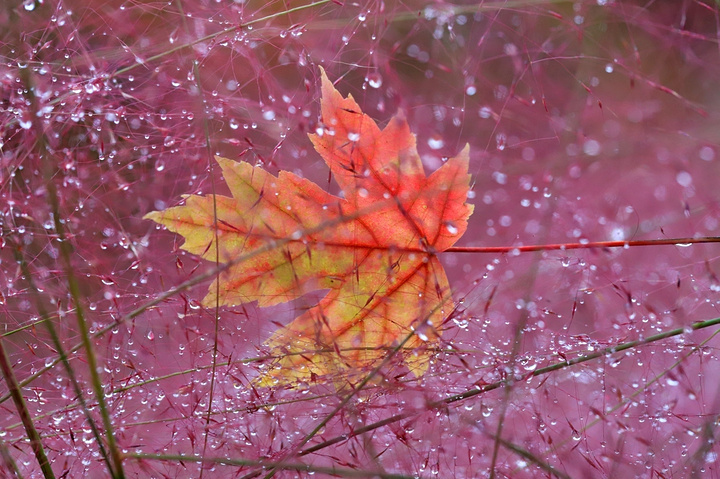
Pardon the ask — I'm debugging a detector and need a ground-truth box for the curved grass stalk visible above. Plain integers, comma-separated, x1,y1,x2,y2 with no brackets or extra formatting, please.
0,200,388,406
0,439,23,479
492,435,572,479
299,315,720,456
3,349,490,436
2,231,716,406
171,0,224,472
255,326,422,479
127,452,417,478
537,325,720,474
8,236,115,475
18,67,126,479
0,337,54,479
447,236,720,254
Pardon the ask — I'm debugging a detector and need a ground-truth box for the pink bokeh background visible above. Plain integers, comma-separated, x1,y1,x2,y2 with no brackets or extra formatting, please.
1,1,720,477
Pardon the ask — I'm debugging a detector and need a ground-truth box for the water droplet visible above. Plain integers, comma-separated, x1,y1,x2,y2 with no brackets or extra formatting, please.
583,139,600,156
428,136,444,150
262,109,275,121
365,72,382,89
452,318,468,329
163,136,175,147
229,118,239,130
445,222,458,235
606,227,623,241
699,146,715,162
23,0,35,11
347,131,361,142
676,171,692,187
492,171,507,185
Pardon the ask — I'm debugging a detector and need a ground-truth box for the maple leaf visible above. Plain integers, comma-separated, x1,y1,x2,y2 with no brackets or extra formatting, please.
144,68,474,386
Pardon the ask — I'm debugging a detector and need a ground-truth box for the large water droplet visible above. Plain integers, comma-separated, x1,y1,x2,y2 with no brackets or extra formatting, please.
365,72,382,89
428,136,444,150
676,171,692,187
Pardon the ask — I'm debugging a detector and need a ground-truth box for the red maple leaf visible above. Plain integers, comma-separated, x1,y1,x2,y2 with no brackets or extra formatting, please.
145,68,474,386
